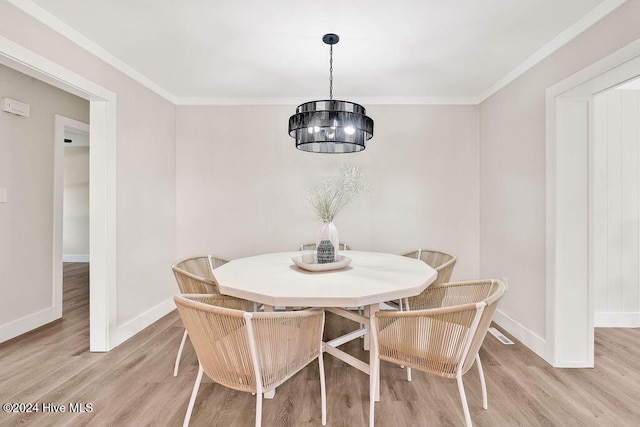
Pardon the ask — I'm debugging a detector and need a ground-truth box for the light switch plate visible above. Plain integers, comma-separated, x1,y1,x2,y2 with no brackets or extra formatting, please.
0,188,7,203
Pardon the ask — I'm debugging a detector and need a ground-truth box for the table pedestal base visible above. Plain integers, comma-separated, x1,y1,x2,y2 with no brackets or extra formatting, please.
325,305,380,401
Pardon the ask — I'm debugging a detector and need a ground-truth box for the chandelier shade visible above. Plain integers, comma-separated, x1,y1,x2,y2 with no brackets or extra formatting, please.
288,34,374,154
288,100,374,153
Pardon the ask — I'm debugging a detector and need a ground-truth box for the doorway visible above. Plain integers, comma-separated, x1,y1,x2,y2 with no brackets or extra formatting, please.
0,34,116,351
592,81,640,329
63,123,90,263
54,115,90,318
547,38,640,367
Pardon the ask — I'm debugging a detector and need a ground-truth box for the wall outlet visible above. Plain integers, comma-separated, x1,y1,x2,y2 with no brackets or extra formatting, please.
501,276,509,291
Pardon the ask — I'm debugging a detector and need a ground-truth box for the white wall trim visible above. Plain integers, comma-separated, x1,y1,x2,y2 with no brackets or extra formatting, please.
493,309,549,361
6,0,175,103
0,306,59,343
0,35,116,101
479,0,628,102
553,360,594,368
63,255,90,263
0,34,117,352
594,312,640,327
111,298,176,348
89,94,118,353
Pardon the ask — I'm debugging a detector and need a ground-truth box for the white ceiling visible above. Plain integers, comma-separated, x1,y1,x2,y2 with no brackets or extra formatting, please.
15,0,623,103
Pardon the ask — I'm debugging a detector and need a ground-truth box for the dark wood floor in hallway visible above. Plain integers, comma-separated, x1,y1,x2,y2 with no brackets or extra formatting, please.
1,262,639,426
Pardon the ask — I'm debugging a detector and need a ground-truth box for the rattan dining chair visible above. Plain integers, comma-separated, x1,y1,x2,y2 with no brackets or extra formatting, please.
173,255,228,294
174,294,327,427
401,248,457,310
172,255,253,377
369,279,505,427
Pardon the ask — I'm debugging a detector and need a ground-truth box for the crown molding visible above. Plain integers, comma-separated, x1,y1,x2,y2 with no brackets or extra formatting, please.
478,0,628,103
174,96,480,106
6,0,177,103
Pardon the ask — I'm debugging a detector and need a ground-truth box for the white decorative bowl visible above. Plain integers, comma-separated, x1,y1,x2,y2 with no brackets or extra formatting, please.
291,255,352,272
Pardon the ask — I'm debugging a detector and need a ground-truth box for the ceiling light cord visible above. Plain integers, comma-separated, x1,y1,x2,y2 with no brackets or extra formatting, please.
329,44,333,101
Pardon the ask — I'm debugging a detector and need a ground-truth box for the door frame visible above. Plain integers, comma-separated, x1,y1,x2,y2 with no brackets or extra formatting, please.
0,35,116,351
546,38,640,367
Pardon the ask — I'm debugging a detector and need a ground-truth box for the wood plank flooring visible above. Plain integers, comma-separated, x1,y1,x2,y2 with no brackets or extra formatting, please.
1,263,639,426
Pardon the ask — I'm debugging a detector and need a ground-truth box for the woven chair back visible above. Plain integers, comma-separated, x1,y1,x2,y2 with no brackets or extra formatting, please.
461,280,505,374
172,255,228,294
174,295,255,392
403,248,457,285
374,302,482,379
174,295,324,393
374,279,505,379
402,249,457,310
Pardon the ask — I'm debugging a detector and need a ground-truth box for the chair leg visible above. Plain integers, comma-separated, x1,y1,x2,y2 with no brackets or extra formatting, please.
400,298,412,378
456,374,472,427
369,356,379,427
319,353,327,425
255,388,263,427
174,329,189,377
399,301,406,373
183,363,203,427
476,354,487,409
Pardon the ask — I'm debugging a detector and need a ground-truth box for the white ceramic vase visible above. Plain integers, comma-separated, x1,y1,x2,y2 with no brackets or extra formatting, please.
316,221,339,261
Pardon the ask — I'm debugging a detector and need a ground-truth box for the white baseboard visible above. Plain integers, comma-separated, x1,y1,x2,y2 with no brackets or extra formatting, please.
492,309,550,362
110,297,176,349
0,305,61,344
63,254,90,262
553,360,593,368
594,311,640,327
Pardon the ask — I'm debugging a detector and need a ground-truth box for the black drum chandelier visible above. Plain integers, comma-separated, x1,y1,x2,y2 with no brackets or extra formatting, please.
288,33,374,154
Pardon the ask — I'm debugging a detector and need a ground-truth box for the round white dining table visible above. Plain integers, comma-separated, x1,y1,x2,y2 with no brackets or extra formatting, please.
213,250,437,308
212,250,437,401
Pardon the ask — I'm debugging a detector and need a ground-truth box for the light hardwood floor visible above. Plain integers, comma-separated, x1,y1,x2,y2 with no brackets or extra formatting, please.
1,263,639,426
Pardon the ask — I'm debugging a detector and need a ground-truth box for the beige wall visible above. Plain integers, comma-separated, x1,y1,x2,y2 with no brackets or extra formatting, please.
63,146,89,257
176,104,480,281
0,2,176,334
479,0,640,340
0,63,88,327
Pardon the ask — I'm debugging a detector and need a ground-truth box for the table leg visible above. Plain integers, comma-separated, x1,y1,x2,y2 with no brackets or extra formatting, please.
364,305,370,351
367,303,380,401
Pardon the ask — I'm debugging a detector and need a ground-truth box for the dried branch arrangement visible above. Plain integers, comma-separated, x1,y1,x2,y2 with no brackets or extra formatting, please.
305,164,368,222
